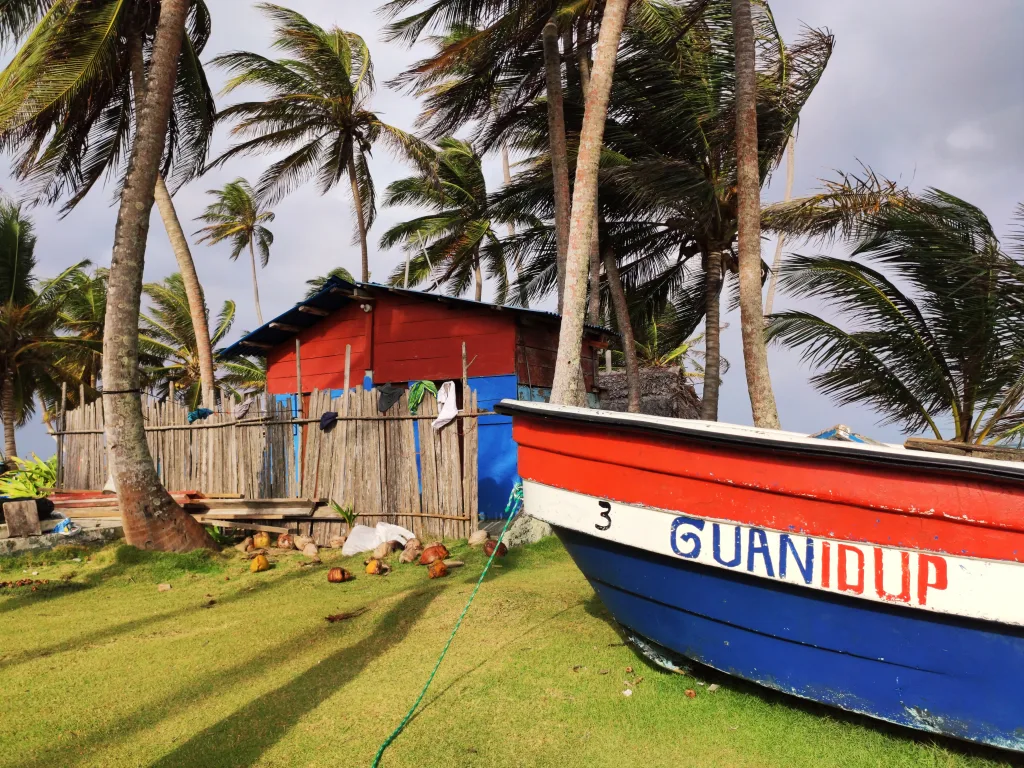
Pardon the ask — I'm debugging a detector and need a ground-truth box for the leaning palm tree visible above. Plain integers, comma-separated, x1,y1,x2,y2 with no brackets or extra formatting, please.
0,203,91,458
304,267,356,298
140,274,236,410
211,3,432,282
195,179,274,326
103,0,214,550
0,0,219,403
767,190,1024,444
381,138,505,302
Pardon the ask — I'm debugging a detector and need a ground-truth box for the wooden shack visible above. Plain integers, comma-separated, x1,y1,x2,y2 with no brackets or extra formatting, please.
223,277,614,519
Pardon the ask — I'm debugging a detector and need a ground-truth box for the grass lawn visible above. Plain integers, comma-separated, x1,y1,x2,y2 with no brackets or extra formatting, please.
0,535,1014,768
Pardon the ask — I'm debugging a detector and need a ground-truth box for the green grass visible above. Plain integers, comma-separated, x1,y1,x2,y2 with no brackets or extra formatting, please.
0,537,1013,768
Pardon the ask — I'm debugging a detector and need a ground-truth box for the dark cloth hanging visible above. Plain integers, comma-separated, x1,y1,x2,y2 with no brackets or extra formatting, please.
378,384,404,413
187,408,214,424
319,411,339,432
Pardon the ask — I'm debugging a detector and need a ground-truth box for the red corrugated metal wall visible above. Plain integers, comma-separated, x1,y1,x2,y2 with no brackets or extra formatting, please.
266,303,371,393
265,292,518,393
372,293,516,383
516,323,604,391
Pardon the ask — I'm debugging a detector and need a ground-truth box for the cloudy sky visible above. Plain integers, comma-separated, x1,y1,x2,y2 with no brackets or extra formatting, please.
5,0,1024,457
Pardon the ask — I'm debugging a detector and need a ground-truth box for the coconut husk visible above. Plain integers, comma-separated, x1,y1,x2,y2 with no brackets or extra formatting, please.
468,530,489,546
419,543,450,565
245,548,269,560
329,535,347,549
294,535,315,550
483,540,508,558
428,560,448,579
365,558,390,576
399,543,423,564
372,540,403,559
235,536,253,553
302,542,320,562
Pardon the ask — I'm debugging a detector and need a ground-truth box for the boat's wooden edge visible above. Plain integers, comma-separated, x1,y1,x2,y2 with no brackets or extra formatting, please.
904,437,1024,463
494,400,1024,484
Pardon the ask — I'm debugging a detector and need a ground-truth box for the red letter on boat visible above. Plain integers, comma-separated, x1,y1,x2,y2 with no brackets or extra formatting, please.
874,548,912,603
821,542,831,589
838,545,865,594
917,554,948,606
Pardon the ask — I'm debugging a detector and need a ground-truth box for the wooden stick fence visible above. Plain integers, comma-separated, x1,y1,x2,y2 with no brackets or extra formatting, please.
54,386,480,542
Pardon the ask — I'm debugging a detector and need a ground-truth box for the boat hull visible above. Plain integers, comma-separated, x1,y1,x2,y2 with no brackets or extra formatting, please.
493,400,1024,752
556,524,1024,751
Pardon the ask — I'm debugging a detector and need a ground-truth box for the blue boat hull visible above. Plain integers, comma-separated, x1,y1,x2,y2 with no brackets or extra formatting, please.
555,526,1024,752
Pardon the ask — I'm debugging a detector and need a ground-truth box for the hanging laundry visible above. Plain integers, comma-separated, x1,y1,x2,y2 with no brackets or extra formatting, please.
319,411,339,432
187,408,214,424
378,383,404,413
432,381,458,431
232,398,254,420
408,380,438,415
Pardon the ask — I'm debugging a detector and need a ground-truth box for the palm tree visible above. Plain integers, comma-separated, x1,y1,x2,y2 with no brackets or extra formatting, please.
141,274,236,409
732,0,779,429
0,203,90,458
767,190,1024,444
210,4,431,283
99,0,214,551
380,138,505,302
0,0,219,403
219,355,267,401
58,268,108,391
304,267,356,298
195,179,274,326
551,0,631,406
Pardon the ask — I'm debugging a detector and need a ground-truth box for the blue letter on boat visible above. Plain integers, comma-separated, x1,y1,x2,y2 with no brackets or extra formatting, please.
747,528,775,577
713,524,742,568
779,534,814,584
671,516,705,559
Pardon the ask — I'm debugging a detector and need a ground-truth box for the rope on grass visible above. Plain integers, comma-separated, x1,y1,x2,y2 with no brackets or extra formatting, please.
370,482,525,767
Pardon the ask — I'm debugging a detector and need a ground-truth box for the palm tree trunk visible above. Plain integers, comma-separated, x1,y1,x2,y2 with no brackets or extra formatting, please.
248,240,265,325
501,146,515,238
152,179,216,405
129,35,216,408
2,368,17,459
550,0,630,406
603,244,640,413
578,37,603,327
474,248,483,302
543,20,571,313
700,250,724,421
733,0,781,429
348,154,371,282
763,134,795,316
101,0,214,552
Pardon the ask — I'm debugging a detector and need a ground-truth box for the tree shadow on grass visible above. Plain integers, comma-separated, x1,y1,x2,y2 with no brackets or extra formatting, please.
581,593,1016,765
146,586,442,768
0,562,312,671
10,589,421,768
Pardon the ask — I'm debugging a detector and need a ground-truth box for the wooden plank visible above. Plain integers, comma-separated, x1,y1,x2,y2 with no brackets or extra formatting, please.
196,518,289,534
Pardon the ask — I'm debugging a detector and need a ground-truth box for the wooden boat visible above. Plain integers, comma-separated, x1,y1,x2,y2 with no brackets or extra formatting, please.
494,400,1024,752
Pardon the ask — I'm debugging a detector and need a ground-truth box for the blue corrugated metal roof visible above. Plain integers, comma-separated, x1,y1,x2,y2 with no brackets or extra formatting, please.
222,277,615,358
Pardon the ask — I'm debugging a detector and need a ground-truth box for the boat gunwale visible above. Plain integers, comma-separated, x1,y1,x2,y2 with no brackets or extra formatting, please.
495,400,1024,485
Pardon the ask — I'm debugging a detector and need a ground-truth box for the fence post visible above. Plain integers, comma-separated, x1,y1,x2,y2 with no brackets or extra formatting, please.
339,344,352,505
295,339,303,497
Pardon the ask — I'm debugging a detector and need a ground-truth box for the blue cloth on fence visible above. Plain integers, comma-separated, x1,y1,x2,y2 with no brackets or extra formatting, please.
187,408,214,424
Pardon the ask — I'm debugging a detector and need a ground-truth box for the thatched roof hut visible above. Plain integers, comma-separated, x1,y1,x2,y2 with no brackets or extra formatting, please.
597,367,701,420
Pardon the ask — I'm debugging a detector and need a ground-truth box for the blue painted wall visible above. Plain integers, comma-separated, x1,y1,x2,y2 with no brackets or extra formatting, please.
473,374,519,519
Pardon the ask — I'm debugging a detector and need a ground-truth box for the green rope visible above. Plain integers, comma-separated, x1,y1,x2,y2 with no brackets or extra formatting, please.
370,482,525,768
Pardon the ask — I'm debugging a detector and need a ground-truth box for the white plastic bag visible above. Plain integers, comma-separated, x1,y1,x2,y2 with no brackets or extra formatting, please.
375,522,415,546
340,522,416,556
341,524,380,556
